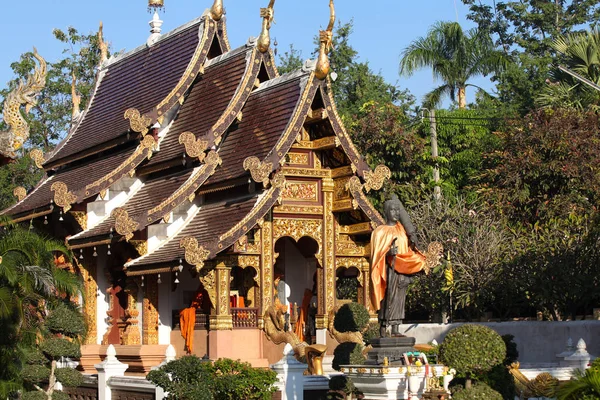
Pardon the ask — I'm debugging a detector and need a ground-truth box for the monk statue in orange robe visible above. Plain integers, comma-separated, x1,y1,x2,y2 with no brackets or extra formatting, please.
371,194,426,337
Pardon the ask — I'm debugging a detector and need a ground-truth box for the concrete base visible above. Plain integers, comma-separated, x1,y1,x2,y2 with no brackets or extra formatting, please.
79,345,168,375
366,337,416,366
343,365,446,400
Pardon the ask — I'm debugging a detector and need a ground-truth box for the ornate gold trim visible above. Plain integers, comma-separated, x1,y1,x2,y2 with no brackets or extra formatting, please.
273,204,323,215
180,237,211,272
51,182,77,212
98,22,108,64
112,208,139,242
179,131,208,162
29,149,45,169
124,108,152,135
13,187,26,202
244,156,273,186
363,165,391,193
130,240,148,256
210,0,224,21
70,211,88,230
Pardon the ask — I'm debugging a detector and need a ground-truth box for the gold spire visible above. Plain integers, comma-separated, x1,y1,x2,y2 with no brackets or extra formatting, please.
315,0,335,80
210,0,224,21
148,0,165,11
257,0,275,53
98,22,108,64
71,72,81,119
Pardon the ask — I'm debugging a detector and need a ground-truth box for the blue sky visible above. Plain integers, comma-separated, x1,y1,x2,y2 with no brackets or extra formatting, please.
0,0,490,108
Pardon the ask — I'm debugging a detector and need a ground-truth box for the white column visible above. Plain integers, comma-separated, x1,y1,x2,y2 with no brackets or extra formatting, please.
95,345,129,400
271,344,306,400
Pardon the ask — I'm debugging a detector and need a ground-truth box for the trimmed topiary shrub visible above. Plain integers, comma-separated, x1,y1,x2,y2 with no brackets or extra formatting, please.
363,323,380,344
439,324,506,387
452,382,503,400
327,375,364,399
22,392,48,400
332,342,366,371
46,304,86,337
21,365,51,384
40,337,81,359
334,302,370,333
55,367,85,388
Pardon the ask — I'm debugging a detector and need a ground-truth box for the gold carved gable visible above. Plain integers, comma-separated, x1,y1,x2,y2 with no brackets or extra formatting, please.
273,218,323,255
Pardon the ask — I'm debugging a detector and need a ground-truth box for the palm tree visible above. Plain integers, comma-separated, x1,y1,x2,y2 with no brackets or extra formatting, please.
537,29,600,110
557,367,600,399
0,218,80,398
400,21,507,108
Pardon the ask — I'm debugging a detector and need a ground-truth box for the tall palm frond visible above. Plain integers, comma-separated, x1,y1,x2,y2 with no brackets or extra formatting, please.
557,368,600,399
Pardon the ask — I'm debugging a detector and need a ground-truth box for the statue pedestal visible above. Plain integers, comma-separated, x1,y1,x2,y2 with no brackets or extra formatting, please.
366,337,416,365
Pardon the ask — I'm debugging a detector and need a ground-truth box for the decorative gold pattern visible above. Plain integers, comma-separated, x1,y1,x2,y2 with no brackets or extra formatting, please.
29,149,45,169
13,187,26,202
51,182,77,212
273,218,323,248
0,48,47,158
336,236,369,257
424,241,444,274
179,131,208,162
112,208,139,242
142,275,159,345
98,22,108,64
130,240,148,256
334,177,351,201
282,167,331,178
199,267,217,312
122,281,141,345
70,211,88,230
323,177,335,313
257,0,275,53
217,265,230,316
261,217,273,309
339,222,372,235
274,204,323,215
180,237,211,272
210,0,224,21
282,181,319,202
286,152,309,165
315,0,335,80
244,156,273,186
363,165,391,193
77,257,97,345
124,108,152,135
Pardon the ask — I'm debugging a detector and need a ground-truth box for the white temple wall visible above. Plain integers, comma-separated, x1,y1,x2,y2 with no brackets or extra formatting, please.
158,271,172,345
96,251,109,345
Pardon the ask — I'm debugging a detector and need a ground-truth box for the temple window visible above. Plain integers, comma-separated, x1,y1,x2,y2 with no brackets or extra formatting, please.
336,267,361,303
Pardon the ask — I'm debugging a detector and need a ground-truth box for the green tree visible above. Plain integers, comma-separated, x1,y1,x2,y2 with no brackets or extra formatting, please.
276,44,303,75
400,21,507,108
0,219,80,398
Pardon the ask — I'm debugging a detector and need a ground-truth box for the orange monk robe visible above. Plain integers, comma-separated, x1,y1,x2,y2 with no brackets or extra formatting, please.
294,289,313,342
179,292,204,354
370,222,426,311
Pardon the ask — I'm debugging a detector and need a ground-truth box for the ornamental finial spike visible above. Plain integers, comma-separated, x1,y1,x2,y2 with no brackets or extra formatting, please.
98,22,108,64
315,0,335,80
210,0,224,21
257,0,276,53
148,0,164,12
71,72,81,119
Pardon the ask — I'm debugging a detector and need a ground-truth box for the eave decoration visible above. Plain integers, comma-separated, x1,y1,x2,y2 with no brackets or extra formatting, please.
315,0,335,80
29,149,45,169
244,156,273,186
210,0,224,21
0,48,47,159
13,187,26,202
180,237,211,272
179,131,208,162
363,165,391,193
124,108,153,136
51,182,77,213
112,208,139,242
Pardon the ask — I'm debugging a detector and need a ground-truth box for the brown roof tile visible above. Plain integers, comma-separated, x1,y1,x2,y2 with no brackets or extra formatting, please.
128,195,258,267
69,169,195,241
46,20,204,166
146,48,249,166
206,74,305,185
3,149,134,217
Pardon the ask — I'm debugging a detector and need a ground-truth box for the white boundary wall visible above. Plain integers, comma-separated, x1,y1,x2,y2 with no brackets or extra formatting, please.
398,321,600,365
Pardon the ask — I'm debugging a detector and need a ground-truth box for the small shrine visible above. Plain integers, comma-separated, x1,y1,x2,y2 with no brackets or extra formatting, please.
2,0,395,373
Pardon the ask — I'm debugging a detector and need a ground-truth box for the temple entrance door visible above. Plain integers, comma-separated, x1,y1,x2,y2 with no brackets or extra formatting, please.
274,237,319,342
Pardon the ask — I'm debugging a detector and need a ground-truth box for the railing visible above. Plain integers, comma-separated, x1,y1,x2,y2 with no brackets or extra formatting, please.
231,307,259,329
172,309,209,330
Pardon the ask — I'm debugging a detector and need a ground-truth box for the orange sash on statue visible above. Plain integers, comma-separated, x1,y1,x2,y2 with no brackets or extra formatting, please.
370,222,425,311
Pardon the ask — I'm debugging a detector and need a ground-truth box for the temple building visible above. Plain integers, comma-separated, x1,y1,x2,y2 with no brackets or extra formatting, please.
2,0,393,372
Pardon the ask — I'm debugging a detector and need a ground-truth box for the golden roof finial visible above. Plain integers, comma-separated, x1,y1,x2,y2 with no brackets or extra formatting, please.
210,0,224,21
98,22,108,64
257,0,276,53
315,0,335,80
148,0,165,12
71,72,81,119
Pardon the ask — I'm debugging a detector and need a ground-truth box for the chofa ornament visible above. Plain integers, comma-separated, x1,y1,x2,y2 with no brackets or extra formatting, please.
0,48,47,159
315,0,335,80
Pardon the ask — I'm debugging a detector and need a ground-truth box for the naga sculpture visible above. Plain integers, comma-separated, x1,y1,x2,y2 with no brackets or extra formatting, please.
257,0,275,53
0,48,47,160
315,0,335,80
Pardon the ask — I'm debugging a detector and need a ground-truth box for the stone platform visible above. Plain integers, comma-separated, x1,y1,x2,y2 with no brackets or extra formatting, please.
366,337,416,365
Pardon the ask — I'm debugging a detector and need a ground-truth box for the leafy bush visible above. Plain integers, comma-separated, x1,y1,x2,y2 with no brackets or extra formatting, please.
40,337,81,359
23,348,47,365
557,367,600,400
55,367,84,388
452,382,503,400
51,391,70,400
327,375,364,400
147,356,277,400
21,365,50,384
479,364,515,400
333,302,370,333
439,324,506,380
332,343,366,371
362,323,380,344
22,392,48,400
46,304,86,337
